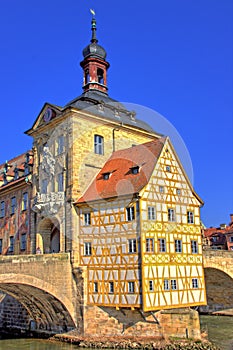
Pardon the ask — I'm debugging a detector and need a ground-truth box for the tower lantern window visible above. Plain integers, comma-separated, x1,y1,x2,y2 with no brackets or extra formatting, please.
97,68,104,84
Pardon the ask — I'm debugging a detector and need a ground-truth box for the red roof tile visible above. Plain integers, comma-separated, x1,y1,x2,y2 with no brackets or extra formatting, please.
77,137,166,204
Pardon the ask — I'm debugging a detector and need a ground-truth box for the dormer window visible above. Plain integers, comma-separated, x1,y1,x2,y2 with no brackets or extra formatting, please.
131,166,139,175
14,169,19,180
24,165,30,176
25,153,30,163
103,172,111,180
3,173,7,185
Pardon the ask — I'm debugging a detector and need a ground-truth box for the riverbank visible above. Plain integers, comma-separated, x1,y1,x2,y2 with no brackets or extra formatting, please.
51,334,220,349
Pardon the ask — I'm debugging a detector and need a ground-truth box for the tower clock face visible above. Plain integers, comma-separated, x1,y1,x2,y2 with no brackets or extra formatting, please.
43,108,53,122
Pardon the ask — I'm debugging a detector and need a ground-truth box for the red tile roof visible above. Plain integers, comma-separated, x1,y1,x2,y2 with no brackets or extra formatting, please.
76,137,166,204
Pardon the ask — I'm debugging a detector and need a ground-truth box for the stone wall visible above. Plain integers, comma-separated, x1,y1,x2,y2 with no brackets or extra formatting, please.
83,305,201,340
0,294,30,332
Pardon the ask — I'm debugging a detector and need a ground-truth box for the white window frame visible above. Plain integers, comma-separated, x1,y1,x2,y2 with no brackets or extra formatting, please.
192,278,199,289
187,211,194,224
191,240,198,254
22,192,28,211
148,206,156,220
128,239,137,253
175,239,182,253
128,281,135,293
94,135,104,155
94,282,98,293
126,206,135,221
109,281,114,294
164,279,170,291
168,208,175,222
149,280,154,292
146,238,154,253
84,242,92,256
171,279,177,290
158,238,166,253
84,213,91,226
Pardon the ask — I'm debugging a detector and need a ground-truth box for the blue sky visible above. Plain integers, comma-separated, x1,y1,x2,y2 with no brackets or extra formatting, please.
0,0,232,227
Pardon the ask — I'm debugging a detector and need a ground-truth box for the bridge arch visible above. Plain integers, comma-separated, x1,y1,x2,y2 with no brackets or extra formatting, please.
203,267,233,313
0,273,76,333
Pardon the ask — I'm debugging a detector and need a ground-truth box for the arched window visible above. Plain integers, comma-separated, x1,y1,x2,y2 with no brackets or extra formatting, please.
97,68,104,84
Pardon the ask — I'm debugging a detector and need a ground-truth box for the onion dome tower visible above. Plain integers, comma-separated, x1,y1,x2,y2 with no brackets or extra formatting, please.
80,12,110,94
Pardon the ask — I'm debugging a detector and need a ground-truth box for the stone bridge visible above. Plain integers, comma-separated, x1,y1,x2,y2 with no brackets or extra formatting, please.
0,253,82,333
0,250,233,335
203,250,233,313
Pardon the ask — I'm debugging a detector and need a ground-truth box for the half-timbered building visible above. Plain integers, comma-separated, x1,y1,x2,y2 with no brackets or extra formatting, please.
0,14,206,317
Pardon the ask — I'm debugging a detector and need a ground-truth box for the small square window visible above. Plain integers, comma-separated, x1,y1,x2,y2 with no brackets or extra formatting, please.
84,242,92,256
149,280,154,292
159,186,164,193
164,279,170,290
126,207,135,221
109,281,114,293
94,282,98,293
146,238,154,253
131,166,139,174
171,279,177,290
0,239,2,254
103,172,110,180
192,278,199,289
230,237,233,243
128,281,135,293
84,213,91,226
176,188,181,195
166,165,171,172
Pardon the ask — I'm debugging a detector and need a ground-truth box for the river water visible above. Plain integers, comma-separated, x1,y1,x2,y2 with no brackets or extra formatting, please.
0,315,232,350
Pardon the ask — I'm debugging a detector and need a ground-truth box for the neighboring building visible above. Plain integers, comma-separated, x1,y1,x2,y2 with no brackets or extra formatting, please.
0,152,33,255
204,214,233,251
0,15,206,312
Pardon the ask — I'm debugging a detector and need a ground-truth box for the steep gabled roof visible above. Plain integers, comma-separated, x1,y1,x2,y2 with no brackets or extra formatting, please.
76,137,166,204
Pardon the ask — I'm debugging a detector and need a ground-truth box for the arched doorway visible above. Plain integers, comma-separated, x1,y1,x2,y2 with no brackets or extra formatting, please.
37,217,60,254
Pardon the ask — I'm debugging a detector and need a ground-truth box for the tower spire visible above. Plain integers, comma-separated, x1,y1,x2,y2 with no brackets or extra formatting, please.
90,9,97,43
80,11,110,94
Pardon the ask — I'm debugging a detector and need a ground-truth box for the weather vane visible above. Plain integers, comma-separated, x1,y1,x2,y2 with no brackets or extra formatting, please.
90,9,95,17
